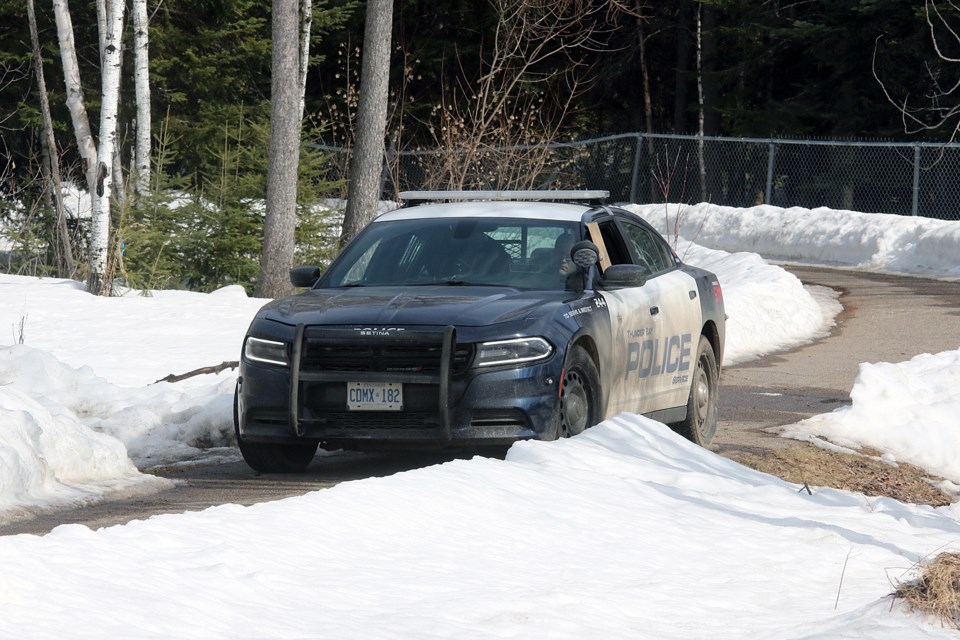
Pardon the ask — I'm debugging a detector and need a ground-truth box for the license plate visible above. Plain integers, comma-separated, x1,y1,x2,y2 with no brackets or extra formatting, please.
347,382,403,411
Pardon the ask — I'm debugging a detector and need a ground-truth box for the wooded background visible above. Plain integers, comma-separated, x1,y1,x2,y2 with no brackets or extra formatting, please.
0,0,957,292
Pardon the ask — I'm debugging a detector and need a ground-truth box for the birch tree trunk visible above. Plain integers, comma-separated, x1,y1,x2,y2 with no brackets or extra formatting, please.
255,0,302,298
52,0,98,202
299,0,312,121
96,0,108,58
340,0,393,247
111,4,128,207
133,0,151,195
89,0,127,295
28,0,75,277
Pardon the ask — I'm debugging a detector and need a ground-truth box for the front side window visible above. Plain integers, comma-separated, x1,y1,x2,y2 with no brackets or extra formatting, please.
322,218,581,290
622,222,673,274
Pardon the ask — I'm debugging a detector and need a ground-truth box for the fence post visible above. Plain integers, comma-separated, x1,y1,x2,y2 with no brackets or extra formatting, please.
766,142,776,206
912,145,920,217
629,133,643,203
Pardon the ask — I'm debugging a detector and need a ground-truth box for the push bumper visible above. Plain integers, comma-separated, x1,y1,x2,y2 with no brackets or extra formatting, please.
237,324,563,449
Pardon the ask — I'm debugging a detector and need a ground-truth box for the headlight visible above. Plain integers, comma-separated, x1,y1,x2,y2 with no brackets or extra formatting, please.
244,336,289,366
476,337,553,367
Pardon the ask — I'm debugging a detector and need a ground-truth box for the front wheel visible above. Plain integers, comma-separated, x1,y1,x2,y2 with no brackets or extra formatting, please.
234,386,318,473
557,345,601,438
672,335,719,446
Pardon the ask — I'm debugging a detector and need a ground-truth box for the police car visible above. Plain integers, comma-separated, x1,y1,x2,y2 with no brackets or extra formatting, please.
234,191,725,472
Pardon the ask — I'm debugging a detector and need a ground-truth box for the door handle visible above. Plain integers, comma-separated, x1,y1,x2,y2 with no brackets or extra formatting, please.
689,290,697,300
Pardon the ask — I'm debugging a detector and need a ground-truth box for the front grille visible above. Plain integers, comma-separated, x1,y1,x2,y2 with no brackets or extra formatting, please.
301,341,472,374
293,326,460,439
469,410,529,429
302,411,439,430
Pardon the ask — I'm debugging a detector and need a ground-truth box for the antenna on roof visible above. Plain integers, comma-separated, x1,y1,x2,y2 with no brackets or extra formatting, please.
398,190,610,206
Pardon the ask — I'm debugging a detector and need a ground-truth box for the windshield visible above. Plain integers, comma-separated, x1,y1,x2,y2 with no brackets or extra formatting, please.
322,217,582,289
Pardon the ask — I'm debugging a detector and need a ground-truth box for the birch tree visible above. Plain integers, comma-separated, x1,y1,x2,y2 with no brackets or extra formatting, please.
299,0,312,120
52,0,98,203
340,0,393,247
103,0,127,205
133,0,151,195
89,0,127,295
96,0,108,57
256,0,304,298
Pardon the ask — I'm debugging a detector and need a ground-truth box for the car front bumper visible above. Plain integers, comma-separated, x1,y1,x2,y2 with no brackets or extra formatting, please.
237,325,565,450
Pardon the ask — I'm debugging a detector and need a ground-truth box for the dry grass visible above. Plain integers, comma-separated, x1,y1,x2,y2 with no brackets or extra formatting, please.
894,552,960,629
728,443,951,507
728,443,960,627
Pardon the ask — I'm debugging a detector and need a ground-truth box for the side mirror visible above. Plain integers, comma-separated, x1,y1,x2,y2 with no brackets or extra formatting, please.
601,264,650,289
289,266,322,288
569,240,600,268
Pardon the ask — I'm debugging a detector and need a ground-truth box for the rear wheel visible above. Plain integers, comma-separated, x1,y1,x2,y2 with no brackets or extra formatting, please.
672,335,719,446
558,346,601,438
234,386,318,473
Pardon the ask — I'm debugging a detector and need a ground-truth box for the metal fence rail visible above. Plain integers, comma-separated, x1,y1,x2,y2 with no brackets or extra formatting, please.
318,133,960,221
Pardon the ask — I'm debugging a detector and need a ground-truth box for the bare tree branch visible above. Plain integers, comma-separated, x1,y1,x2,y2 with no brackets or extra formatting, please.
154,361,239,384
0,64,28,128
418,0,615,192
873,1,960,141
927,0,960,63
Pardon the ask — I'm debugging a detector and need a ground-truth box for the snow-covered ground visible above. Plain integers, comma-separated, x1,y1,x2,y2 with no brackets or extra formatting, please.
1,202,959,638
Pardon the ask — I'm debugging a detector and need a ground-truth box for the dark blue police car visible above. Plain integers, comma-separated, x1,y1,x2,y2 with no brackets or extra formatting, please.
234,191,725,472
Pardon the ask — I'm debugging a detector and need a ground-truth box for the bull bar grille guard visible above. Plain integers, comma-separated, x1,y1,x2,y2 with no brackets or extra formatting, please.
288,324,458,439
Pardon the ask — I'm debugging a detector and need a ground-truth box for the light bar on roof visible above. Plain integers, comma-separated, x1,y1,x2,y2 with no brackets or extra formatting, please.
398,190,610,202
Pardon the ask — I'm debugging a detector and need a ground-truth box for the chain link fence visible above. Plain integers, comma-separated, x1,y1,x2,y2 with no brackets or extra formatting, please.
318,133,960,221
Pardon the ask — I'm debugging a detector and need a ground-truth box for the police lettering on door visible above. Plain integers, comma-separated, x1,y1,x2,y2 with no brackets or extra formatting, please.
624,333,692,383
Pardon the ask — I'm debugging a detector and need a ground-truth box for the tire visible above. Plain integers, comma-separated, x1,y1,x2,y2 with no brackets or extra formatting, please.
558,345,601,438
672,335,719,446
233,386,318,473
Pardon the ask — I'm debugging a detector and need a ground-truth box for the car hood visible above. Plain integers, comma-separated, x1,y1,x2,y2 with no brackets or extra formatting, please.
259,286,568,327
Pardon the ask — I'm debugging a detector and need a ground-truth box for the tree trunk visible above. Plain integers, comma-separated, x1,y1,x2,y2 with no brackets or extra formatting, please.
700,3,720,201
255,0,303,298
52,0,98,202
700,4,720,136
28,0,75,278
696,3,706,200
340,0,394,247
299,0,312,121
113,143,126,206
673,0,691,133
634,3,657,203
96,0,108,58
636,11,653,138
111,8,128,208
133,0,151,195
89,0,127,295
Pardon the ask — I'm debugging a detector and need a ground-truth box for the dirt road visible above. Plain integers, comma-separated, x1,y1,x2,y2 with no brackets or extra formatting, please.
3,266,959,536
714,266,960,458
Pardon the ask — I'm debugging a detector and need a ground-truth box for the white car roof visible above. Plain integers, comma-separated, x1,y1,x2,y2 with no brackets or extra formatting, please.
375,200,594,223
